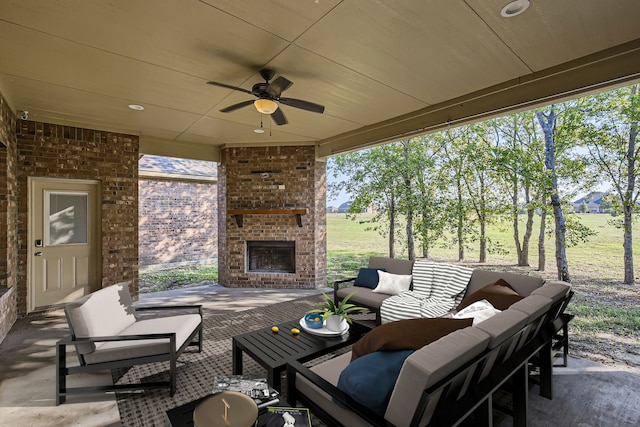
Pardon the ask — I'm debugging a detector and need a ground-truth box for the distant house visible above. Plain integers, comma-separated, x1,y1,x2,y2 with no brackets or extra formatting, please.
337,201,374,214
573,191,610,213
327,205,338,213
337,201,353,213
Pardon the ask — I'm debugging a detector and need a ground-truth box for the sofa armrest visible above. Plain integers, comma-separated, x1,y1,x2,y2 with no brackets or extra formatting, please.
333,277,356,304
65,331,177,345
286,360,391,427
135,304,202,313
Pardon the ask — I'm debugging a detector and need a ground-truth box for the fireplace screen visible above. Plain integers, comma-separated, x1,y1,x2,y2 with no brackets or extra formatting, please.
246,240,296,273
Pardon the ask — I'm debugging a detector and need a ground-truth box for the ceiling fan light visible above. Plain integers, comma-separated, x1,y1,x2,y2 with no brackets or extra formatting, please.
254,99,278,114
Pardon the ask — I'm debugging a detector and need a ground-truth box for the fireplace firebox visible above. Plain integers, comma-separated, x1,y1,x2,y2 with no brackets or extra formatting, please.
246,240,296,273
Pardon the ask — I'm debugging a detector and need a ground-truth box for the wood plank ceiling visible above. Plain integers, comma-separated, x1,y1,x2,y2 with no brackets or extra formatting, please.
0,0,639,161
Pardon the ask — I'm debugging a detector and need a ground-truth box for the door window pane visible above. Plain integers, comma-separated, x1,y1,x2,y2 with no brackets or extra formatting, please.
46,192,88,245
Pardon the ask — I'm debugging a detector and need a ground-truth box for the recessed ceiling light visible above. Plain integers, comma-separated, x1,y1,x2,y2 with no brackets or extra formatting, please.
128,104,144,111
254,128,265,134
501,0,530,17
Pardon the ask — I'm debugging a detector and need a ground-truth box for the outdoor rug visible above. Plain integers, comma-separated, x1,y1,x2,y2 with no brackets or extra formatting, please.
114,294,356,427
114,295,640,427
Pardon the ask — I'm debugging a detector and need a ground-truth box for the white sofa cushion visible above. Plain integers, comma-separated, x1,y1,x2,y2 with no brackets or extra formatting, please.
452,300,501,326
373,271,412,295
83,313,201,364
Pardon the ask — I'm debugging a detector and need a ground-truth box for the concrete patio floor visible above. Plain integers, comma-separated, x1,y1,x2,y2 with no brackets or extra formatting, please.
0,284,327,427
1,284,638,426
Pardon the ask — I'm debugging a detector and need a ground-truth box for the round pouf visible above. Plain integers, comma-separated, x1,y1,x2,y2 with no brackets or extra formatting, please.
193,391,258,427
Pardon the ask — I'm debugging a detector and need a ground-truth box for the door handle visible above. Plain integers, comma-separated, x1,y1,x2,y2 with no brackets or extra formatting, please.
34,252,43,256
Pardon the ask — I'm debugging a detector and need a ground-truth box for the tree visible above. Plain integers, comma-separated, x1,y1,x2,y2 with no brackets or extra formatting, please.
328,148,401,257
454,123,502,263
579,201,588,213
441,129,476,261
580,84,640,285
536,107,571,282
489,113,543,267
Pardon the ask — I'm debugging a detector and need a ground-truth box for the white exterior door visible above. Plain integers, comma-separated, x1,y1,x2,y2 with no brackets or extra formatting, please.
29,178,101,312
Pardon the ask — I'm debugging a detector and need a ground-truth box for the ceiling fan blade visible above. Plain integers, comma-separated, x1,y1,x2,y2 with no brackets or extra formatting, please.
207,81,253,96
220,99,255,113
267,76,293,98
279,98,325,114
271,108,288,125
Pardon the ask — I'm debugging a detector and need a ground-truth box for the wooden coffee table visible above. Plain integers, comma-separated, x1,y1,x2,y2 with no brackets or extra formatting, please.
232,319,371,390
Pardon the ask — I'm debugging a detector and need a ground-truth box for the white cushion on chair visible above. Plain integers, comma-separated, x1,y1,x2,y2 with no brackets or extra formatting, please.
84,313,201,364
65,283,137,354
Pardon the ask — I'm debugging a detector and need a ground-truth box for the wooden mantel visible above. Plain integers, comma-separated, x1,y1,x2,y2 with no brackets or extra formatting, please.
228,208,308,227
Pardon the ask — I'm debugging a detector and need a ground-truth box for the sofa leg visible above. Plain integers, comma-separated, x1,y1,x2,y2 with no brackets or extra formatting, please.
512,364,529,427
56,341,66,405
170,357,176,397
539,340,553,399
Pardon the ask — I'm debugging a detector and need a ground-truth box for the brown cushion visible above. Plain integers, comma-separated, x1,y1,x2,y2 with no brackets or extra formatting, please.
456,279,524,311
351,317,473,361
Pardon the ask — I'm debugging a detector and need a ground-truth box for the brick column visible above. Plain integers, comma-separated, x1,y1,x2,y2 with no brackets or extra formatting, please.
218,146,326,288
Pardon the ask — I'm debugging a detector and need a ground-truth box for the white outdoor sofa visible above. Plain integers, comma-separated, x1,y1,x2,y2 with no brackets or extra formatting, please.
56,282,202,404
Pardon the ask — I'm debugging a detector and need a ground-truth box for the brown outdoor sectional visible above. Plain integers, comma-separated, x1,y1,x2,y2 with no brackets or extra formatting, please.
291,257,573,426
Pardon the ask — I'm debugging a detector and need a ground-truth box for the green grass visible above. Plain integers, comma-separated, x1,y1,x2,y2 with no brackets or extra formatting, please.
139,264,218,292
327,212,640,358
570,302,640,336
327,212,639,279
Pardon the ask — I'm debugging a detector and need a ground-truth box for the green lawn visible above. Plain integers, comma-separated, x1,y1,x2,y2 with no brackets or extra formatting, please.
327,212,640,368
327,212,639,281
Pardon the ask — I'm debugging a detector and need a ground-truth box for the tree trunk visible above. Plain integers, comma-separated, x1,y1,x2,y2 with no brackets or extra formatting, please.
478,175,487,263
623,88,637,284
512,178,523,264
457,175,464,261
538,208,547,271
537,109,571,282
623,205,634,284
406,200,415,261
479,220,487,263
520,206,534,266
388,197,396,258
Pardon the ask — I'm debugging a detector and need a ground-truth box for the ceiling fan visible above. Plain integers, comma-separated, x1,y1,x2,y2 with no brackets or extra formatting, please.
207,68,325,125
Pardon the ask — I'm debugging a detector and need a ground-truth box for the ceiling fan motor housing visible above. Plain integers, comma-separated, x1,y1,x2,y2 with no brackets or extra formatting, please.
259,68,276,82
252,83,270,98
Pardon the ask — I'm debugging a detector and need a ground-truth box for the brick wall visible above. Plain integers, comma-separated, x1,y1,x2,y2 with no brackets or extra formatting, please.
0,91,17,341
218,146,326,288
139,178,217,269
15,122,139,315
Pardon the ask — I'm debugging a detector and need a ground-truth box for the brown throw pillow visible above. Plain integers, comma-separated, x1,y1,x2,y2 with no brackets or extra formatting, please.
456,278,524,312
351,317,473,361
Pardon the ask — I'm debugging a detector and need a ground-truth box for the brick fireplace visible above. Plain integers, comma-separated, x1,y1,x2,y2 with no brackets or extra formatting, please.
217,146,326,288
